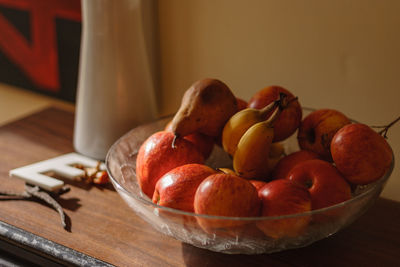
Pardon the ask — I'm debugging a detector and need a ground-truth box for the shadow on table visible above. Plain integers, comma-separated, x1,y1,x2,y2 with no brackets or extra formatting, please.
181,198,400,267
181,242,287,267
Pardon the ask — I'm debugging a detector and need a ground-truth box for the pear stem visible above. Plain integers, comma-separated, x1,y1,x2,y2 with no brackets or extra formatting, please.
371,115,400,139
265,93,288,126
171,134,179,148
259,93,298,118
259,100,279,117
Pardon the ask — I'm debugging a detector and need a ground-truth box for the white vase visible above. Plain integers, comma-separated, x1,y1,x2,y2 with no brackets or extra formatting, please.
74,0,158,160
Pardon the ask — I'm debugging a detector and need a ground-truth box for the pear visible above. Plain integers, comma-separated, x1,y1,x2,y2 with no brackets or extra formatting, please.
222,101,277,156
233,94,288,179
170,78,238,138
233,115,276,179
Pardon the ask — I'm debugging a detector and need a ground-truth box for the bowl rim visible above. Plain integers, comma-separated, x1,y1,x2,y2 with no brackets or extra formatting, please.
105,108,394,221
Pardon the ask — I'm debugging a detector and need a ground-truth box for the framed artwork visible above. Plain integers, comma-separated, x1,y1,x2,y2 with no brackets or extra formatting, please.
0,0,81,102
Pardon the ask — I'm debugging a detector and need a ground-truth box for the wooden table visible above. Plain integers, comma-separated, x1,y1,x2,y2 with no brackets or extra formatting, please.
0,107,399,266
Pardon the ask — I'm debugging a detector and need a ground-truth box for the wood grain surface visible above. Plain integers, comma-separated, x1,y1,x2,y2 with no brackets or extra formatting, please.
0,107,399,267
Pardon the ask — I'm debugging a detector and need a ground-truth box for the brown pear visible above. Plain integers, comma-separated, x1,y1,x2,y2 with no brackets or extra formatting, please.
171,78,237,138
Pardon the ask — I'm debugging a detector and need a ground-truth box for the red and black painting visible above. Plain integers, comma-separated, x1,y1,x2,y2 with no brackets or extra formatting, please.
0,0,81,102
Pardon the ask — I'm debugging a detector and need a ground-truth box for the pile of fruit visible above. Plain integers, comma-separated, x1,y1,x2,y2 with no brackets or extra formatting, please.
135,78,395,238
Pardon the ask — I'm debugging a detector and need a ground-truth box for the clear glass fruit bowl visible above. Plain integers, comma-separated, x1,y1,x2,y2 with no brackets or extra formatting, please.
105,108,394,254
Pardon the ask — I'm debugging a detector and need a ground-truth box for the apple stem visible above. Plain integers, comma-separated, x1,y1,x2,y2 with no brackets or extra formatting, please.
287,96,299,106
371,115,400,139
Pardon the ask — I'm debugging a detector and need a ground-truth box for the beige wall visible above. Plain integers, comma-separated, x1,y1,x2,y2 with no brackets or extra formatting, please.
157,0,400,200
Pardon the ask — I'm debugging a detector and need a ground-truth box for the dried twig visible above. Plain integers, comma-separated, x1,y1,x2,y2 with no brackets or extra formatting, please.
371,115,400,139
0,185,68,230
25,185,67,229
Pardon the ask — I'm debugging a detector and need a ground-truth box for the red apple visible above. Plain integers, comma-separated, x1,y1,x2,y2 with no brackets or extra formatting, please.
136,131,204,198
165,121,214,159
287,159,352,210
249,180,268,193
257,179,312,238
331,123,393,185
236,97,248,112
194,173,261,232
152,164,217,212
183,134,215,160
271,150,321,180
297,109,351,160
248,85,302,142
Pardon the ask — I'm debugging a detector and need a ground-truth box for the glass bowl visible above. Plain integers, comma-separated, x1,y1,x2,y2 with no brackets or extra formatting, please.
105,108,394,254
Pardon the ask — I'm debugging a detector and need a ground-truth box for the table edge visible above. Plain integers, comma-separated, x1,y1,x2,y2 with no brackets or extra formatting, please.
0,220,113,266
